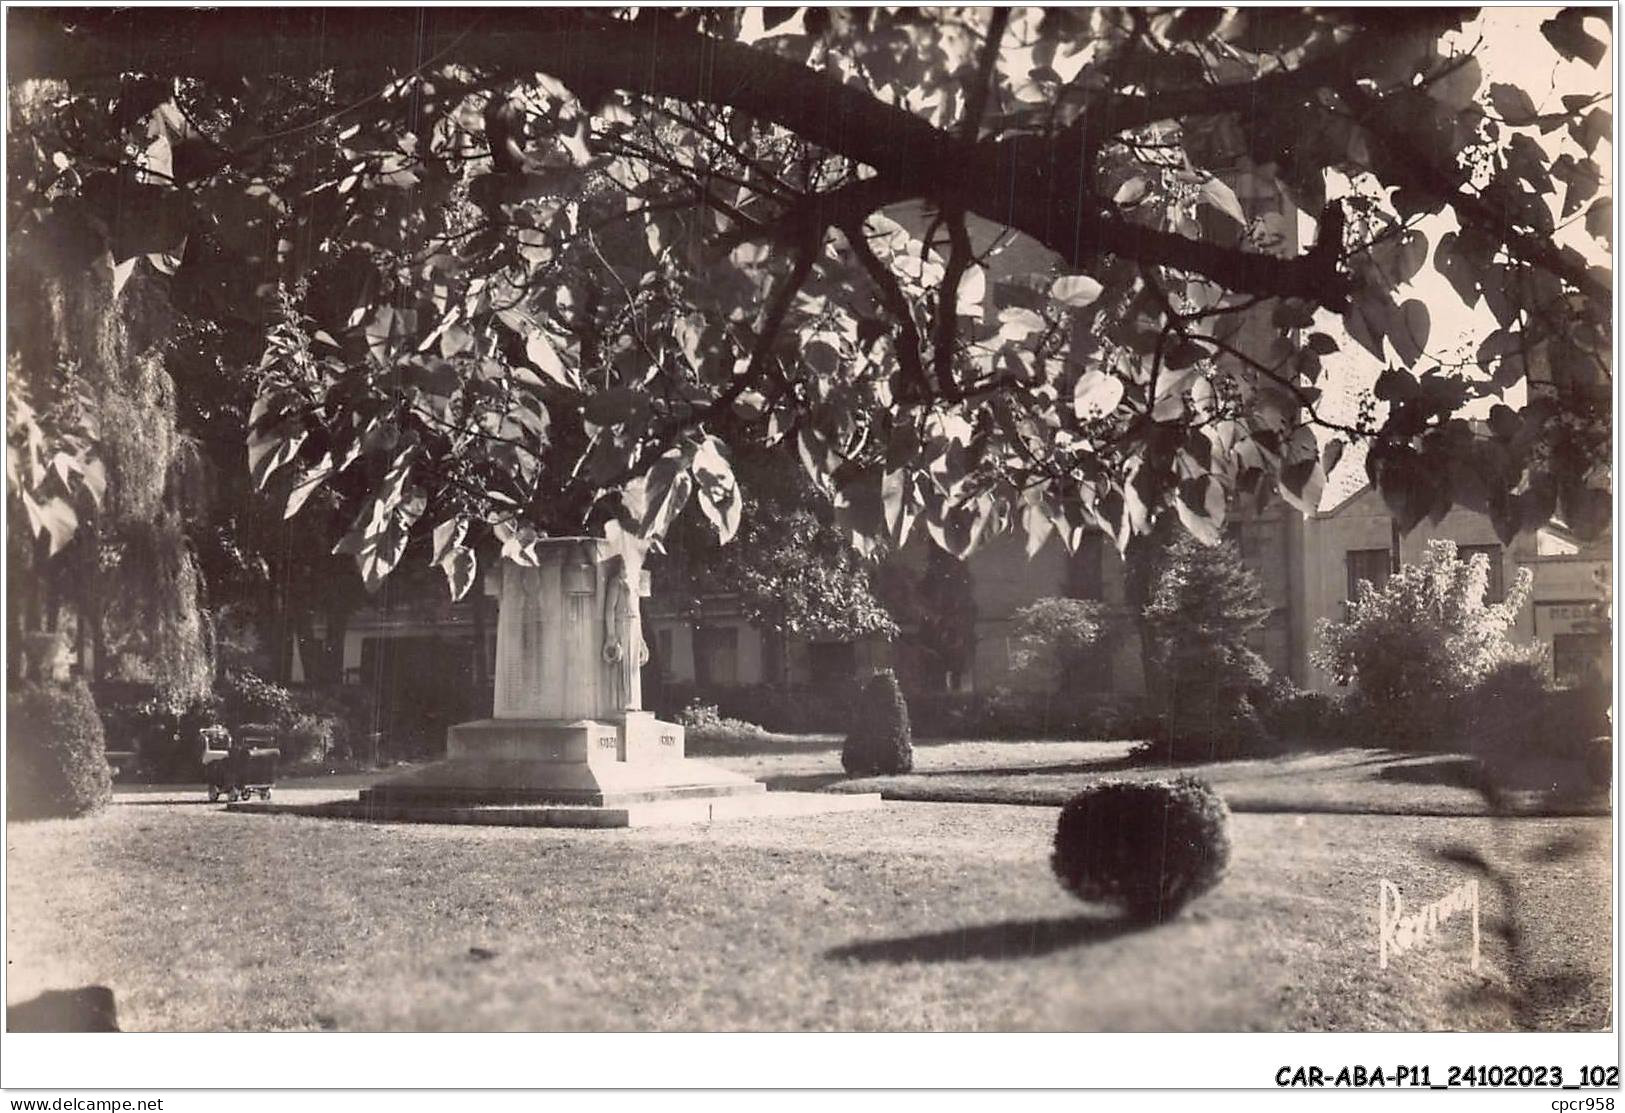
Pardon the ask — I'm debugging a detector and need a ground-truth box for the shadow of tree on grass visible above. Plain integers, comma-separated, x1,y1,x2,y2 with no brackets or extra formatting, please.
826,912,1141,965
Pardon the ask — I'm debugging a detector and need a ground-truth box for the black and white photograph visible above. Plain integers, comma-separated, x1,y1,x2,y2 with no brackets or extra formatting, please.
1,1,1617,1095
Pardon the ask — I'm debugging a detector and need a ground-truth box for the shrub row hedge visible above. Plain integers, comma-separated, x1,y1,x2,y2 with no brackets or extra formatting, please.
654,680,1164,741
8,679,114,820
93,673,420,781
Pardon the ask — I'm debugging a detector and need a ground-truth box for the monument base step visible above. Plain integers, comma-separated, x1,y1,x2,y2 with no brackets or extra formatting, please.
360,779,766,808
225,790,885,828
355,754,764,808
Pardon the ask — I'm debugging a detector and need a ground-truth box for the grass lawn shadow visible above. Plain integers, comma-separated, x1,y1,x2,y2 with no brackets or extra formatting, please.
826,912,1140,965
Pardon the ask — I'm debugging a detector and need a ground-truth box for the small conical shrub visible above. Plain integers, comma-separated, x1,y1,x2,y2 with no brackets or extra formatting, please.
1051,776,1230,922
842,669,913,775
8,679,114,820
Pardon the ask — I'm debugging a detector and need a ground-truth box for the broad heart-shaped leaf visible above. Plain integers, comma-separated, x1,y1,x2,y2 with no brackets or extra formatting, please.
1275,425,1324,516
439,323,474,358
249,426,306,492
1174,475,1226,545
832,469,886,558
1426,54,1482,113
1113,177,1148,206
431,516,469,567
79,457,107,507
1586,197,1613,244
1049,274,1103,308
109,255,138,299
1434,231,1481,307
621,443,696,540
1072,369,1124,420
1390,299,1430,368
1571,107,1611,155
1388,229,1428,286
21,491,78,555
525,328,578,388
881,467,915,548
491,518,542,567
1021,494,1055,559
762,6,800,32
363,305,414,364
924,494,997,559
1542,9,1608,66
1198,177,1247,226
1276,458,1325,516
439,547,478,601
341,490,425,590
1374,367,1419,403
1321,438,1346,477
1489,82,1540,125
1344,292,1390,361
1369,443,1442,534
1558,156,1602,218
283,453,334,518
691,436,742,544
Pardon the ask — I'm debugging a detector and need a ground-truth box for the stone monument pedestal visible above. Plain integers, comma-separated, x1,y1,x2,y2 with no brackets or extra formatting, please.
238,532,881,828
359,711,765,808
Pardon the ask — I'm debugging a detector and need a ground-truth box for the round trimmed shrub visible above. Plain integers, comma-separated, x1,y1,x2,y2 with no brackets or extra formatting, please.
841,669,913,775
1051,776,1231,922
7,679,114,820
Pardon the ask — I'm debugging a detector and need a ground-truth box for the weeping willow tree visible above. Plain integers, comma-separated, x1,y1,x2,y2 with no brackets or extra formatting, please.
7,80,213,697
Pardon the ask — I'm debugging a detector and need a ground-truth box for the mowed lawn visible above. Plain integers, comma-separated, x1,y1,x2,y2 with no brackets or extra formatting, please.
695,735,1604,816
6,788,1610,1032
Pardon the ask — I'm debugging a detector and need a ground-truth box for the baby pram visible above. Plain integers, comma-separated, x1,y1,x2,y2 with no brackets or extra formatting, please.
202,724,280,802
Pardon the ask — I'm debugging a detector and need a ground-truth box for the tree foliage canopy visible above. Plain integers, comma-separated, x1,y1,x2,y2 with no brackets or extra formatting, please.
1315,537,1539,705
8,6,1613,598
658,448,898,642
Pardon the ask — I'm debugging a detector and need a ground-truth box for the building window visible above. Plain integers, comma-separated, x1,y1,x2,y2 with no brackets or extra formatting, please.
693,626,739,687
1553,633,1609,689
1458,544,1505,603
1345,548,1392,600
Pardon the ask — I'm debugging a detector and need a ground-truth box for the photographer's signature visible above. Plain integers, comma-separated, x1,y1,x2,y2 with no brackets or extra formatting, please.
1378,878,1480,971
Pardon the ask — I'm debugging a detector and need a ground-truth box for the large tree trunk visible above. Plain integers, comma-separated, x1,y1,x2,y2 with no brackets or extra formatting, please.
1122,521,1178,706
326,606,352,686
90,604,106,683
293,608,323,685
269,581,294,685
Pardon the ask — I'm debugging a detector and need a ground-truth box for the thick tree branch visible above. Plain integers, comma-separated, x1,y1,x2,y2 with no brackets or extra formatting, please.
739,237,820,394
840,220,929,401
12,7,1358,310
959,8,1010,143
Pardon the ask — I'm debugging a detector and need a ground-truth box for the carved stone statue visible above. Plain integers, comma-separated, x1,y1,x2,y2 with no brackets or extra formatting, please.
601,554,648,711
